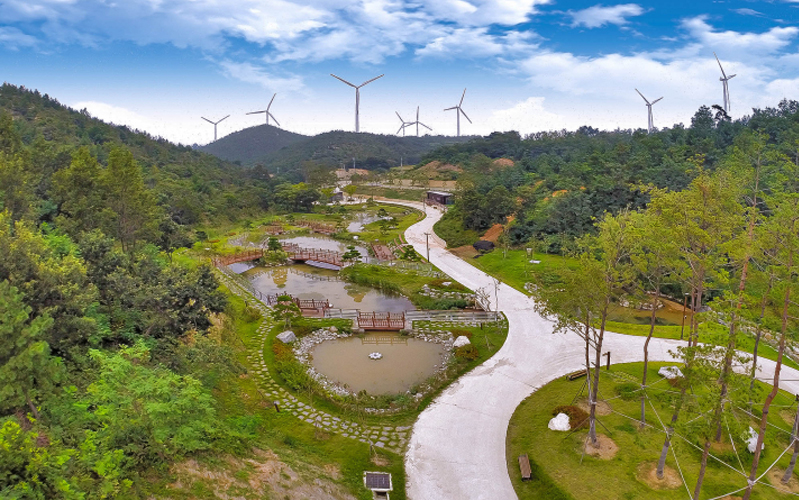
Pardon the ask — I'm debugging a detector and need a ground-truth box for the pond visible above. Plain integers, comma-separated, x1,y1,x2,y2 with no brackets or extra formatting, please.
346,213,382,233
310,332,445,394
242,264,415,312
280,234,372,263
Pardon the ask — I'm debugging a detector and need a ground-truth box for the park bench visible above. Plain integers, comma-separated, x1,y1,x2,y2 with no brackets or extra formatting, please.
567,369,588,380
518,454,532,481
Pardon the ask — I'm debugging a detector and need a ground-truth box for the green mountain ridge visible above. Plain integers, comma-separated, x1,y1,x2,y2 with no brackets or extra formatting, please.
199,124,476,175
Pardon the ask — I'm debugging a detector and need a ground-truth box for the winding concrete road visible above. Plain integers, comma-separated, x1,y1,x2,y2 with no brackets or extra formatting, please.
387,201,799,500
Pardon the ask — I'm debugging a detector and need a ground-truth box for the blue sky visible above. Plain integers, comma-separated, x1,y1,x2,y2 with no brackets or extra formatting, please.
0,0,797,145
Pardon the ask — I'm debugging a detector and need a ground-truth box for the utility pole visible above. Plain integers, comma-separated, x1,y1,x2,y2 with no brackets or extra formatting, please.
424,232,430,262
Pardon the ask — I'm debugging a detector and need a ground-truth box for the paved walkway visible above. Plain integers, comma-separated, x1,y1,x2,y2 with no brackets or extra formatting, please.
389,201,799,500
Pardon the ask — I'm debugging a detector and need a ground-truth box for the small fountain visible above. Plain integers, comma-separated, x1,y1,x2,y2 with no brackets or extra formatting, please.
368,352,383,360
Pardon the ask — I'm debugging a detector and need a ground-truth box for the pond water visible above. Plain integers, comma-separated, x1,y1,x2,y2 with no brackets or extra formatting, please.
310,332,445,394
346,213,382,233
242,264,415,312
280,235,372,263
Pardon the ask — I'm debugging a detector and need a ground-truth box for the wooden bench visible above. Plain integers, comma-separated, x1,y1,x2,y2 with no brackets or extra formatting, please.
518,454,532,481
567,369,588,381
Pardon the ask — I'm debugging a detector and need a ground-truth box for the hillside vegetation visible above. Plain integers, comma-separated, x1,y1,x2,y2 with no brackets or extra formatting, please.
197,123,308,164
430,102,799,252
205,127,474,178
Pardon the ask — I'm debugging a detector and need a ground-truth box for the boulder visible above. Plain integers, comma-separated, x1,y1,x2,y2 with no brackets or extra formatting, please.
442,281,452,287
658,366,683,380
548,413,571,432
329,326,338,333
277,330,297,343
747,427,764,453
453,336,471,348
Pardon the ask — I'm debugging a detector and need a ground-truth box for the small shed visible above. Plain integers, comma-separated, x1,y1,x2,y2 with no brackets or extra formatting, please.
426,190,454,205
330,187,344,202
363,472,392,499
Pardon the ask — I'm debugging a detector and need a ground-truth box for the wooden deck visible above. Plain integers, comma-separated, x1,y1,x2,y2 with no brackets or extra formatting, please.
296,219,337,234
264,294,331,310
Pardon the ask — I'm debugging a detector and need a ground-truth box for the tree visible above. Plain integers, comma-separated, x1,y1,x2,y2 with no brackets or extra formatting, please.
267,236,282,253
342,246,362,263
84,343,217,465
51,147,106,237
343,184,358,199
270,295,301,328
0,280,60,419
101,147,159,252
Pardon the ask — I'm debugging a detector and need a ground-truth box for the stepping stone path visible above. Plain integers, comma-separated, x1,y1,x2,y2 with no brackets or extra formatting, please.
214,268,411,455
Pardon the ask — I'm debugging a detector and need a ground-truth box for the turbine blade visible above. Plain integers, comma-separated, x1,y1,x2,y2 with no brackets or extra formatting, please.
359,74,384,87
268,93,276,110
201,117,214,124
651,97,663,105
714,52,727,79
269,113,280,127
247,110,266,115
219,115,230,124
396,111,404,122
331,74,357,88
444,106,457,111
416,106,419,121
459,108,472,124
635,88,649,104
420,122,432,131
397,124,405,135
728,74,736,79
459,88,466,107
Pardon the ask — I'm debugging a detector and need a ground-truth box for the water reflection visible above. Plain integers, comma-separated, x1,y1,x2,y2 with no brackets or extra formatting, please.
243,264,414,312
311,332,444,394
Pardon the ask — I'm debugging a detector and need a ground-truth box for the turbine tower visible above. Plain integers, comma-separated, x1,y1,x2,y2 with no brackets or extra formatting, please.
201,115,230,142
395,111,412,136
247,93,280,127
635,89,663,134
444,89,471,137
330,73,384,133
714,52,736,114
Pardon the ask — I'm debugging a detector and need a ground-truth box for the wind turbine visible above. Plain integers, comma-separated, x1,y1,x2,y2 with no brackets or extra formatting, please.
714,52,736,114
330,73,384,133
407,106,432,137
635,89,663,134
444,88,471,137
247,93,280,127
201,115,229,142
395,111,412,136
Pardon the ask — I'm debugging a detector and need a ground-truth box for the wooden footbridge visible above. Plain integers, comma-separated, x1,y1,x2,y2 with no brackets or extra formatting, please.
212,244,348,269
357,312,406,330
264,293,332,310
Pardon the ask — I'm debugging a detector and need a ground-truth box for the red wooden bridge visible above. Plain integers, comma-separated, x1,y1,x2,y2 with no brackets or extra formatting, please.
357,311,406,330
212,249,264,267
282,243,345,268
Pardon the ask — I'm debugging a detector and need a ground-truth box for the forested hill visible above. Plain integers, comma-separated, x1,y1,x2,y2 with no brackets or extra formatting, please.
203,126,474,177
429,101,799,252
0,83,272,225
197,123,308,164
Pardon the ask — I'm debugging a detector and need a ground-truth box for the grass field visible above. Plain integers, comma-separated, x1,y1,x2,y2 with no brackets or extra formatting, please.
507,362,799,500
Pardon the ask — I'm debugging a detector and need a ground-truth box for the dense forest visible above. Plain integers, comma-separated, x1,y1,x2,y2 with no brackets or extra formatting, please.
0,84,271,498
197,123,308,165
431,100,799,252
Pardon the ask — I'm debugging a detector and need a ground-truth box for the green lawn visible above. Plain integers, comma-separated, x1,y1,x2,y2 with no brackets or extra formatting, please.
507,362,798,500
468,248,579,294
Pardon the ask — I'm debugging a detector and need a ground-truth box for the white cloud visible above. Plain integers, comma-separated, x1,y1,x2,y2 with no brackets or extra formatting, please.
682,16,798,59
487,96,568,132
732,8,765,18
218,61,305,92
0,26,37,49
569,4,645,29
72,101,170,138
415,28,537,59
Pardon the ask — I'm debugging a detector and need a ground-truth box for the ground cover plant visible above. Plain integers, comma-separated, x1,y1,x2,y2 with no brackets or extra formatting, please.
507,362,798,500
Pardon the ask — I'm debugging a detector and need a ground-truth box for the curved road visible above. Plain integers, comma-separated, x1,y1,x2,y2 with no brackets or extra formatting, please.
387,201,799,500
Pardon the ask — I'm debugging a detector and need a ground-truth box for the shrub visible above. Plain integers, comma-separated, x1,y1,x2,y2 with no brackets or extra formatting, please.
552,405,589,429
450,328,472,339
428,278,469,292
614,382,640,401
454,344,479,361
